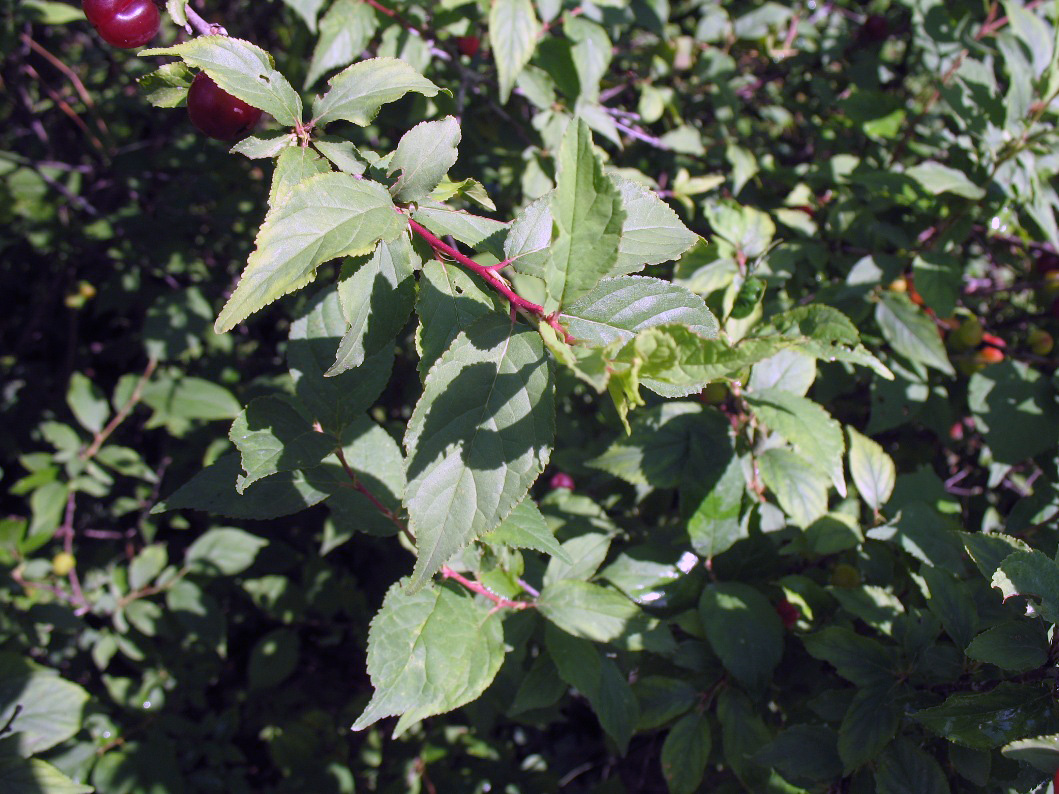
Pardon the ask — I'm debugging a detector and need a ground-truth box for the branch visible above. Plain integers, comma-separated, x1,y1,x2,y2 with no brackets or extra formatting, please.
81,357,158,461
184,4,226,36
407,218,574,343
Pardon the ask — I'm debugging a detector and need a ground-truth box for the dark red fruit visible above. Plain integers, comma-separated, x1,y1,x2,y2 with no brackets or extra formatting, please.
550,472,575,491
82,0,160,49
455,35,480,58
775,599,799,629
186,73,263,140
859,14,889,44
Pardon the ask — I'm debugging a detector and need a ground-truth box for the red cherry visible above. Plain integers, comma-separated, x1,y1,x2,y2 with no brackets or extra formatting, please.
455,35,480,58
82,0,160,49
859,14,889,44
186,73,263,140
775,599,799,629
550,472,575,491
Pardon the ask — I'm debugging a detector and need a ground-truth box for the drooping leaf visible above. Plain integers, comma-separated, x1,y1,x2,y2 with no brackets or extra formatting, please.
746,388,845,496
404,314,554,589
305,0,378,88
489,0,540,102
544,624,638,753
216,173,404,332
875,292,955,375
154,453,332,519
415,259,500,378
388,117,462,205
847,427,896,511
141,36,302,126
229,396,337,493
699,582,784,691
758,447,831,527
288,288,395,434
312,57,441,127
330,233,418,376
351,579,505,737
661,712,712,794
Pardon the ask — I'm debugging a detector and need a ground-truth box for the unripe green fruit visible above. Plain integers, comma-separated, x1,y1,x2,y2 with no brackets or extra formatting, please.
52,552,76,577
1028,328,1053,355
948,318,983,351
830,563,861,588
699,382,729,405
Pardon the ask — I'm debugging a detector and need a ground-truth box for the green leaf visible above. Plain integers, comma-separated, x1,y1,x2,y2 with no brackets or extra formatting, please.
67,372,109,434
415,259,500,378
803,627,896,686
919,564,977,649
231,132,295,159
512,119,625,313
351,579,506,737
142,376,242,422
543,532,612,587
215,173,403,332
155,453,331,519
661,712,712,794
489,0,540,102
388,117,461,205
305,0,378,88
913,683,1059,749
611,177,699,274
838,686,900,773
128,543,167,590
561,276,718,347
404,314,554,589
185,527,268,575
229,396,338,492
0,757,94,794
747,388,845,496
288,288,395,434
686,454,746,559
699,582,784,691
312,57,442,127
633,676,698,731
537,579,655,649
166,578,227,654
755,725,843,788
765,305,894,379
166,0,187,25
247,628,300,690
758,447,830,527
966,621,1050,672
281,0,326,30
717,689,774,790
19,1,86,25
589,402,707,487
482,499,570,562
0,662,89,754
991,549,1059,623
906,160,985,200
268,146,331,208
138,62,194,108
749,350,817,396
875,292,955,375
544,624,638,753
412,205,508,258
141,37,302,126
1002,733,1059,773
330,233,418,376
967,360,1059,464
961,530,1030,580
875,738,951,794
847,427,896,511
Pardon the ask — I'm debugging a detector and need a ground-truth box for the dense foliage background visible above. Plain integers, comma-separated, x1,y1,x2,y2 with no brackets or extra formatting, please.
3,0,1059,792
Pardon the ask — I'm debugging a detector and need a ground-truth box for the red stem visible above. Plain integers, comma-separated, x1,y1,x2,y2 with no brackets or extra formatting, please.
441,567,532,610
407,218,574,343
